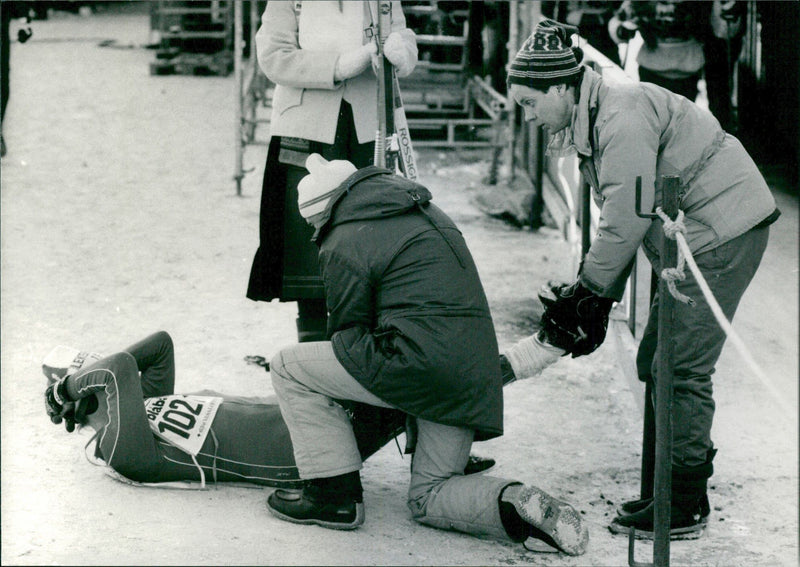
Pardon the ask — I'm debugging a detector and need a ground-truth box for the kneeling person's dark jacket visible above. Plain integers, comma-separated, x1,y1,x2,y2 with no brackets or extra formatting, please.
313,167,503,441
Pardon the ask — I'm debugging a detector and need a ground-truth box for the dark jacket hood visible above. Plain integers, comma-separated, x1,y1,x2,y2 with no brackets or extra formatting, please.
311,166,433,242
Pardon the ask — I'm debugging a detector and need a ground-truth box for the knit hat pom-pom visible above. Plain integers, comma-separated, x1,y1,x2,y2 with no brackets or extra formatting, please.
571,46,584,65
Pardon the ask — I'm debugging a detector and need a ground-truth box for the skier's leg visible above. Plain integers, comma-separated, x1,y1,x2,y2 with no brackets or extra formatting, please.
67,352,163,481
121,330,175,398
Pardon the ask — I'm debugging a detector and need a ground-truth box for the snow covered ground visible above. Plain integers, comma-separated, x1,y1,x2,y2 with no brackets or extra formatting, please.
2,6,797,566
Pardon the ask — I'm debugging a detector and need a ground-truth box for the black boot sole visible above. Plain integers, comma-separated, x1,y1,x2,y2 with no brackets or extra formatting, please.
267,499,365,530
608,519,707,540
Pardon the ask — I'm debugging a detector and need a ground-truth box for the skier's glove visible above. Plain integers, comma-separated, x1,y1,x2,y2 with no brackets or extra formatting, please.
45,377,79,432
383,31,415,77
334,43,378,82
539,280,615,357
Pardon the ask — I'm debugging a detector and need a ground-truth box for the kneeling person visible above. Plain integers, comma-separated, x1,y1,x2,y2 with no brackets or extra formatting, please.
267,155,588,556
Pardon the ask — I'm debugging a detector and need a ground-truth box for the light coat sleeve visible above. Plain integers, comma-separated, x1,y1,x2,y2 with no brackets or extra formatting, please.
255,1,340,90
388,1,418,77
579,94,659,300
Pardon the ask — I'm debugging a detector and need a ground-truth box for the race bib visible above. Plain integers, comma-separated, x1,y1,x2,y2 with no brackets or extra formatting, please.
144,395,222,456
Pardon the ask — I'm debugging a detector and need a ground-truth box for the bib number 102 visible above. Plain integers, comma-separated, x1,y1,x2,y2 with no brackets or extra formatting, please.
158,399,203,439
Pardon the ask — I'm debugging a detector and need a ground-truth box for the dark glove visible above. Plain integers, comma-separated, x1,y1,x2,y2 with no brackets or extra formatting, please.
616,20,637,41
609,14,637,43
538,280,615,357
44,377,79,432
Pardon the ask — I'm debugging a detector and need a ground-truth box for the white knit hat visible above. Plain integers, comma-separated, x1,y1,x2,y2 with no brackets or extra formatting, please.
297,153,358,223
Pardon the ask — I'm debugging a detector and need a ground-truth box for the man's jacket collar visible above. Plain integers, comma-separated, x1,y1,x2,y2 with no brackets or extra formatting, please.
546,66,603,159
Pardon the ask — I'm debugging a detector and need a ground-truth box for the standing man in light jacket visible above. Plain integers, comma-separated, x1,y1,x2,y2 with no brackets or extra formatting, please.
246,1,417,343
265,154,589,556
507,19,780,539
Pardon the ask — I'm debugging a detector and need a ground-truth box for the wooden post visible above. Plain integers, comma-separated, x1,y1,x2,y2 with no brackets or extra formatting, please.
652,175,681,566
629,175,680,567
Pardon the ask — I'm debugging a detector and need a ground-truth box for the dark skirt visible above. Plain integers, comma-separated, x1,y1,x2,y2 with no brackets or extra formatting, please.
246,102,375,302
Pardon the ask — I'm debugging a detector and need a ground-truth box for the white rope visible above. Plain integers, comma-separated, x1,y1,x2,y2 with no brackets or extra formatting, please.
655,209,695,306
655,208,793,421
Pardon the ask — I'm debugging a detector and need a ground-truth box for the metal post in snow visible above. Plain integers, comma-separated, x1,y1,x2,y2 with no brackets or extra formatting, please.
652,175,680,566
629,175,680,567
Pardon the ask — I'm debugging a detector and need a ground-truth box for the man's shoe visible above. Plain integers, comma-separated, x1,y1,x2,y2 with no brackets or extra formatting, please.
617,494,710,521
608,499,706,539
464,455,495,475
267,472,365,530
267,488,364,530
617,496,653,517
512,485,589,556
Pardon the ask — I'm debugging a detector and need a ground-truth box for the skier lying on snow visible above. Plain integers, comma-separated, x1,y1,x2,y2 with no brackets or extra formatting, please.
43,329,564,489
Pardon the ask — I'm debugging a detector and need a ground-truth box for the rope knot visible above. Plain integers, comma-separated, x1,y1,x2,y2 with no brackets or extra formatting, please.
655,207,695,306
656,207,686,240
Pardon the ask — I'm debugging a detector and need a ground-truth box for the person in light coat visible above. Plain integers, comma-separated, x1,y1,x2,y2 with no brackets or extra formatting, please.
246,1,417,343
507,18,779,539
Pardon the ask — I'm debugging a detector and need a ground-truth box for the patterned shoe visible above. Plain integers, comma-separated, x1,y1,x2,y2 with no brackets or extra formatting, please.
513,485,589,556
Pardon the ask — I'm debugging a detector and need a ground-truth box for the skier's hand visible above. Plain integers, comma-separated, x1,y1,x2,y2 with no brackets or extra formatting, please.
539,280,615,357
44,377,79,432
383,31,415,77
334,43,378,82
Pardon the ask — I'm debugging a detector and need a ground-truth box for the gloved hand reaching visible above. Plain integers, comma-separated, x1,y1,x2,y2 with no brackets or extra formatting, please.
334,42,378,82
382,31,415,77
538,280,615,357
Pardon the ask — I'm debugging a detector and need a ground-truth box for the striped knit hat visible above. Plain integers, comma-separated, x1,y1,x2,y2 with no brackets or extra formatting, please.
508,19,584,90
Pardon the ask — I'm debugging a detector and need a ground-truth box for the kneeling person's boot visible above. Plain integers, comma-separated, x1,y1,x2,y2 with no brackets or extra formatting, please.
267,470,364,530
609,456,714,539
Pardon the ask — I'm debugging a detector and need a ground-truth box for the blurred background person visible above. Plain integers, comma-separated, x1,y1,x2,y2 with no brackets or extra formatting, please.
543,1,622,67
608,0,711,102
704,0,746,133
